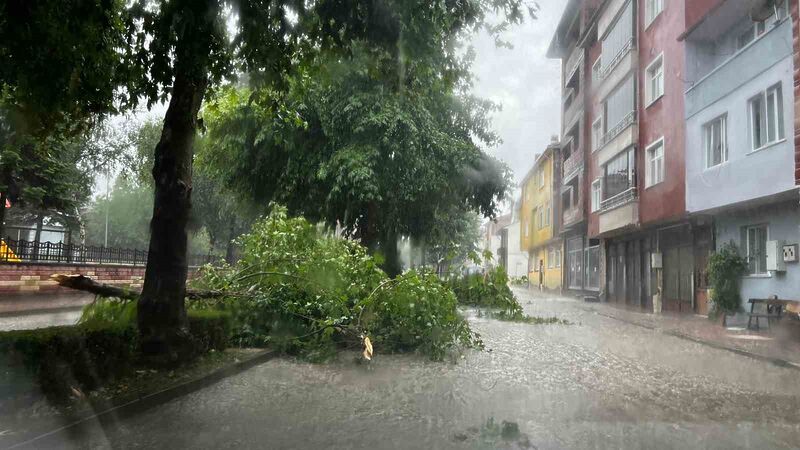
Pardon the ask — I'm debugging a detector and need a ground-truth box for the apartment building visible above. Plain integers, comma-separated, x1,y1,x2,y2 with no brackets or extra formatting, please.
519,142,563,290
683,0,799,307
546,0,602,297
549,0,693,310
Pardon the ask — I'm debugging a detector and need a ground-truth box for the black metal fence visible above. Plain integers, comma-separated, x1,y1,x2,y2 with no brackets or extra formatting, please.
0,238,222,267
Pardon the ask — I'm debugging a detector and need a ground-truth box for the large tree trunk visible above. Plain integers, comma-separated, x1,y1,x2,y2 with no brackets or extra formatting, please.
0,191,7,241
137,1,215,363
381,230,402,278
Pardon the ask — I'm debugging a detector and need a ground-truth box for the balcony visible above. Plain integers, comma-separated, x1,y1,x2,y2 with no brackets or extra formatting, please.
597,111,637,167
563,205,584,228
562,148,583,182
563,93,583,130
596,39,636,100
598,187,638,235
565,45,584,86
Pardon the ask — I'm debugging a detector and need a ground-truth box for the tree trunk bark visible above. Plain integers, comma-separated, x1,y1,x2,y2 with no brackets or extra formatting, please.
225,223,236,264
0,191,7,241
381,230,402,278
137,2,215,363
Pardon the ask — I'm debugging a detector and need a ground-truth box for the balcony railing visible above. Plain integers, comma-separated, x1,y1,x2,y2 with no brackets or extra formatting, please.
565,45,584,84
600,187,637,212
563,206,583,226
599,37,635,80
598,111,636,149
562,149,583,181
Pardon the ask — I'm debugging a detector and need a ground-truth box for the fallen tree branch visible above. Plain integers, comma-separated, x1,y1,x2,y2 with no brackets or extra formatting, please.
50,274,227,301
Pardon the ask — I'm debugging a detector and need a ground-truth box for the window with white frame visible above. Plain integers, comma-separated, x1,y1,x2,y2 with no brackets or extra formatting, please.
591,179,602,212
604,76,635,135
555,249,561,268
744,224,768,274
748,83,785,151
538,167,545,188
645,0,664,27
592,57,603,83
603,147,635,200
703,115,727,169
592,117,603,151
737,20,766,50
548,248,555,269
645,54,664,106
602,0,634,71
645,138,664,187
537,207,544,229
545,202,551,227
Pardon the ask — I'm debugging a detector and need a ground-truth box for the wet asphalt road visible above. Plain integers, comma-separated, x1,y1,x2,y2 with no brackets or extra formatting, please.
23,290,800,449
0,308,82,331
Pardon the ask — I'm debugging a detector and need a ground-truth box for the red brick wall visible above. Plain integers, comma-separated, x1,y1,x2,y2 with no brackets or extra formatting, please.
0,263,200,296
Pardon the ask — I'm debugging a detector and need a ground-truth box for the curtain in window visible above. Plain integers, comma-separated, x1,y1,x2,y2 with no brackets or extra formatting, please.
605,76,635,132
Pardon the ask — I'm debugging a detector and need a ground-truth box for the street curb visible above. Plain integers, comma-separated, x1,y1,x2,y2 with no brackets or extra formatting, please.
6,348,278,449
591,310,800,372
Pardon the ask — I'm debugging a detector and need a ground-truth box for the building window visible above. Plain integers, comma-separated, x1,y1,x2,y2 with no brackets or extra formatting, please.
737,21,766,50
545,202,551,227
604,76,635,136
592,117,603,151
645,138,664,187
645,54,664,106
748,83,785,151
555,249,561,268
548,248,555,269
601,0,634,73
645,0,664,27
538,168,545,188
743,225,768,275
603,147,635,201
537,207,544,229
591,179,602,212
703,115,727,169
592,57,603,83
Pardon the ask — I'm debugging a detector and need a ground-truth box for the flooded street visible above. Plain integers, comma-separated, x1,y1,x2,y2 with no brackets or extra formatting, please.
41,290,800,449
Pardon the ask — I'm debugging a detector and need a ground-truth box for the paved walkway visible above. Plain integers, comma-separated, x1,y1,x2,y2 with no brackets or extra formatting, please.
537,289,800,370
11,289,800,449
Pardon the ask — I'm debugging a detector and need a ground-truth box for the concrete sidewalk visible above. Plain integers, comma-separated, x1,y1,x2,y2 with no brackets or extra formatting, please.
516,287,800,370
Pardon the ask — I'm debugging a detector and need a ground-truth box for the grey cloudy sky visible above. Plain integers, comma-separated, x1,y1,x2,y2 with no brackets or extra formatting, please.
469,1,565,185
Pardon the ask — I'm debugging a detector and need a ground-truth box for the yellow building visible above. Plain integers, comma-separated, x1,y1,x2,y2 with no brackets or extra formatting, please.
519,142,562,291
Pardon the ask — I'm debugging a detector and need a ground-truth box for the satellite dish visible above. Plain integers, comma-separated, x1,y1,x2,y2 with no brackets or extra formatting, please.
750,0,776,22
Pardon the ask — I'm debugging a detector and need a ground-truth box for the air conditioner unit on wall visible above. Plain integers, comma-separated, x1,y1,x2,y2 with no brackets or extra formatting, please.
766,240,787,272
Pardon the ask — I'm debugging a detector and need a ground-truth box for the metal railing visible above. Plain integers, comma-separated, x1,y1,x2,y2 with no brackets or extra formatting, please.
600,187,637,211
599,37,635,80
0,238,222,267
598,111,636,149
562,149,584,181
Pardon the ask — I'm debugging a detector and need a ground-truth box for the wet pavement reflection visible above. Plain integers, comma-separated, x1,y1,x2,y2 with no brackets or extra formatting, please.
36,290,800,449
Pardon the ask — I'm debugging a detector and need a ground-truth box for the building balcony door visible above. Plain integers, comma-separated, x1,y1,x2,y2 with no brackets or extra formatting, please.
663,245,694,313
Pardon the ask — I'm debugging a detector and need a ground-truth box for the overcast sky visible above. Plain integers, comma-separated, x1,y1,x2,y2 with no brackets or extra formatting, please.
469,1,564,185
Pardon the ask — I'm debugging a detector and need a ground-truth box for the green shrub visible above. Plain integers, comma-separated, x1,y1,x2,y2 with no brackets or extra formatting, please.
447,266,522,315
707,242,749,317
509,275,529,286
188,310,232,353
193,205,481,360
0,324,137,403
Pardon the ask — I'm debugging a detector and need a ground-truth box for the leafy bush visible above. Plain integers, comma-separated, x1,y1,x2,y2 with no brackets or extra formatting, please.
707,242,749,317
192,206,481,360
509,275,529,286
447,266,522,315
0,324,137,403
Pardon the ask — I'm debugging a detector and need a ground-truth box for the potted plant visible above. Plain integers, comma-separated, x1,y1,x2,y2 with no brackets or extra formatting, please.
706,242,749,326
